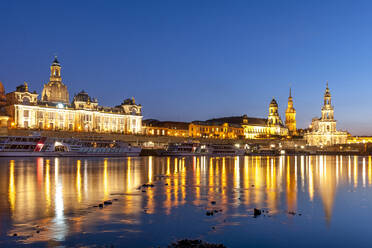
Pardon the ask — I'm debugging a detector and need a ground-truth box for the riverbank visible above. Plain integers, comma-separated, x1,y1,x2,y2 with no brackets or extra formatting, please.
5,128,372,156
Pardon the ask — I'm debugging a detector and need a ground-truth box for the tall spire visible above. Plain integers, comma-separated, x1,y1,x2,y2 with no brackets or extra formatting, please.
289,87,292,98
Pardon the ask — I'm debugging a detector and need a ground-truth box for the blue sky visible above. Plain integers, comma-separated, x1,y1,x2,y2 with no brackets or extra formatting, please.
1,0,372,135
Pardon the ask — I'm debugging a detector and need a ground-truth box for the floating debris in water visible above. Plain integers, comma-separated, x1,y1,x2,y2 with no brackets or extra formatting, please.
206,210,214,216
254,208,261,217
142,183,155,188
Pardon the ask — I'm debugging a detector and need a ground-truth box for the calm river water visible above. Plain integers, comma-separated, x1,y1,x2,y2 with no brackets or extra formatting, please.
0,156,372,247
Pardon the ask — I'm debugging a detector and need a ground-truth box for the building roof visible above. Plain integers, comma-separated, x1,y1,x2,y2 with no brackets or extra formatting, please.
143,119,189,130
270,98,278,106
52,56,60,66
73,90,97,103
205,115,267,126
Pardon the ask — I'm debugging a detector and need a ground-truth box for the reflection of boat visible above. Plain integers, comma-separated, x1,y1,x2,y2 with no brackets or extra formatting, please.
162,143,245,156
0,136,141,157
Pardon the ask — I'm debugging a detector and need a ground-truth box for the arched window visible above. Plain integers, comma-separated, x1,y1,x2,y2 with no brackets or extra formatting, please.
22,97,30,105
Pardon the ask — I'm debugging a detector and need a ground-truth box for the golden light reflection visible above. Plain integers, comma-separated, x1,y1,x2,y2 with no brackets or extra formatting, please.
103,159,108,199
9,160,15,212
4,154,370,241
348,156,352,184
148,156,153,183
369,156,372,185
76,160,81,203
354,156,358,188
363,158,366,187
127,157,131,192
309,156,314,201
45,159,51,211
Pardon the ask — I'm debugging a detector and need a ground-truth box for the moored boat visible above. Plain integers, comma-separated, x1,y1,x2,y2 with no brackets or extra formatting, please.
0,135,141,157
162,142,245,156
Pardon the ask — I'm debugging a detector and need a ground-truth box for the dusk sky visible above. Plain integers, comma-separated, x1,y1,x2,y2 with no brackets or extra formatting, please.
1,0,372,135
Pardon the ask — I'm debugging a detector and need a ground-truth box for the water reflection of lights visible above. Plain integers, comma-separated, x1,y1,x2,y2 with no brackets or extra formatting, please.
354,156,358,188
348,156,351,184
45,159,51,211
53,157,67,241
369,156,372,185
148,156,153,183
6,155,372,244
363,158,366,187
76,160,82,203
9,160,15,212
103,159,108,198
308,156,314,201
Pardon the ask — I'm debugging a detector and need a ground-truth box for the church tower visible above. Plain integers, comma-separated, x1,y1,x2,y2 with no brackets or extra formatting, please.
320,82,336,132
285,88,297,135
268,98,281,125
41,56,69,104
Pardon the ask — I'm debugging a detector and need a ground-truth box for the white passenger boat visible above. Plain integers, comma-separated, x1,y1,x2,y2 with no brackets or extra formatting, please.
162,142,202,156
162,142,245,156
0,136,141,157
205,144,245,156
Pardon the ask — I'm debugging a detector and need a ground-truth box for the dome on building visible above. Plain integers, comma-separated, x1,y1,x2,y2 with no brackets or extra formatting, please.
42,82,69,104
41,57,69,104
73,90,97,102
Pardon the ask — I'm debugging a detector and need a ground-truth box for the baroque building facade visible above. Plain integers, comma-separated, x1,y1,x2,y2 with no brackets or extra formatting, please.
3,58,142,134
144,99,288,140
285,88,297,135
304,83,348,146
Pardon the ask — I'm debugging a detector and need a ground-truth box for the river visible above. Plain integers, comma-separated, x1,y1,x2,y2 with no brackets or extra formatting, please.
0,155,371,247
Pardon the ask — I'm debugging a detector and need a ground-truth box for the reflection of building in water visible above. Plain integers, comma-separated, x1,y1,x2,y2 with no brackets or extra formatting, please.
3,57,142,133
316,156,337,224
4,155,372,240
305,83,348,146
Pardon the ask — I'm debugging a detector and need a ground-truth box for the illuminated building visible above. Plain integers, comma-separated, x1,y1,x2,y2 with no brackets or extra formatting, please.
4,57,142,133
266,98,288,137
305,83,348,146
190,107,288,140
285,88,297,135
143,119,189,137
347,136,372,144
268,98,281,125
189,120,244,139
